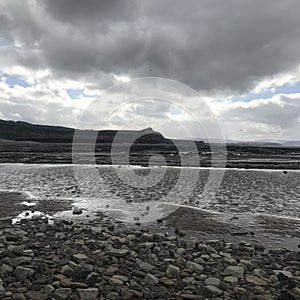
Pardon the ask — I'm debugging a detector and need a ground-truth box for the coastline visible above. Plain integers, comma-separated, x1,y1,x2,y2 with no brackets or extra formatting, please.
1,191,300,299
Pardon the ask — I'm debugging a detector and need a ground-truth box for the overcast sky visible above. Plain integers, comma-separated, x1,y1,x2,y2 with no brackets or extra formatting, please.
0,0,299,141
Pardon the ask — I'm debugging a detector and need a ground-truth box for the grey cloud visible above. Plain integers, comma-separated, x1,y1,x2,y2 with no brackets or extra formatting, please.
222,95,300,129
1,0,300,93
43,0,138,25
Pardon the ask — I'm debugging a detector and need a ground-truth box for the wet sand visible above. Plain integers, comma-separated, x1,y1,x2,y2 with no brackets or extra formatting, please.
1,191,299,251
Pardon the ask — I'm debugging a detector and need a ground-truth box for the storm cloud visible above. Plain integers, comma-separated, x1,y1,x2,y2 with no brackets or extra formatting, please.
0,0,299,140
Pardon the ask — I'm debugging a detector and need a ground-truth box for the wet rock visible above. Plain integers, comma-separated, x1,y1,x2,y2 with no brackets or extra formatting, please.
73,208,83,215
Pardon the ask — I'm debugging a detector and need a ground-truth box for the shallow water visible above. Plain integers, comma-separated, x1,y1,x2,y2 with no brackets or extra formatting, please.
0,163,299,222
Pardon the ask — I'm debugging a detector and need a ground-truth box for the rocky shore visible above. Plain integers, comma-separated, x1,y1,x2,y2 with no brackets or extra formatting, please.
0,193,300,299
0,215,300,300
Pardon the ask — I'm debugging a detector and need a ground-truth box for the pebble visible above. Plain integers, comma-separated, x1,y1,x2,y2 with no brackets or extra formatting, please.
166,264,181,277
144,273,160,285
61,264,75,276
53,288,72,299
246,275,268,286
205,285,223,296
274,270,293,278
204,277,221,286
0,215,298,300
224,276,238,283
76,288,99,299
14,266,34,281
186,261,204,274
222,266,244,278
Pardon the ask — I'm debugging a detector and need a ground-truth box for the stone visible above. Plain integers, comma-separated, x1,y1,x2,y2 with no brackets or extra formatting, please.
8,245,25,254
76,288,99,300
9,256,32,267
23,249,34,257
166,264,180,277
0,285,4,296
253,268,266,277
180,294,203,299
254,244,265,251
12,293,26,300
246,275,268,286
144,273,159,285
73,208,83,215
205,285,223,296
204,277,220,287
106,292,119,300
139,261,155,272
222,266,244,278
269,275,278,283
61,265,75,277
14,266,34,281
112,275,128,282
25,291,47,300
274,270,293,278
53,288,72,300
109,277,123,286
293,287,300,295
177,248,186,254
186,261,204,274
72,253,89,261
0,263,13,276
35,232,45,238
44,285,55,295
60,277,88,289
224,276,238,283
108,248,129,257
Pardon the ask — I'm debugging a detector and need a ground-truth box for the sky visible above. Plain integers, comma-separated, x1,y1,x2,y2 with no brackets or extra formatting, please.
0,0,300,141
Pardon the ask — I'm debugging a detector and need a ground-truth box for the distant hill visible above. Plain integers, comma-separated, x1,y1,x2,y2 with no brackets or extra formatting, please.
0,119,176,145
282,140,300,147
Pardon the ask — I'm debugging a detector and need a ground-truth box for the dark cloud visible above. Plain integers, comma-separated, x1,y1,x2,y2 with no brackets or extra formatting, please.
43,0,138,24
1,0,300,93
